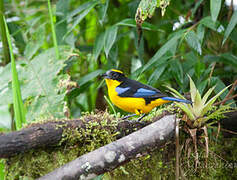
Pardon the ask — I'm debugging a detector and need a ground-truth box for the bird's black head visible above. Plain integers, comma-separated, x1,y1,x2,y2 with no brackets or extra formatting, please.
102,69,126,82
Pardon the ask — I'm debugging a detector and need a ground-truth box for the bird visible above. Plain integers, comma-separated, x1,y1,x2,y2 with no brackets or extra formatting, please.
102,69,192,121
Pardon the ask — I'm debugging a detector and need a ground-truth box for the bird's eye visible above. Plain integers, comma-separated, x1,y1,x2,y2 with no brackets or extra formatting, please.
111,72,119,79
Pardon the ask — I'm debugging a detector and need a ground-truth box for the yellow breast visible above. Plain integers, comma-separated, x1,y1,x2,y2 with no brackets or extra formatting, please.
105,79,170,114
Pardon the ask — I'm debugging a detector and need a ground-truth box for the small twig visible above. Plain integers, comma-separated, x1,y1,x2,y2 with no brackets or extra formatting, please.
213,79,237,106
216,122,221,144
225,80,237,99
188,128,199,170
202,126,209,168
220,128,237,135
214,94,237,106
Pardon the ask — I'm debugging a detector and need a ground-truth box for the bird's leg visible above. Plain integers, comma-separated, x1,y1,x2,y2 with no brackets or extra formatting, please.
137,113,147,121
121,114,137,120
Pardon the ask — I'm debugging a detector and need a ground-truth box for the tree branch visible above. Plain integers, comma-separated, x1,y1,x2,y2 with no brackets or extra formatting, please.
38,115,176,180
0,116,148,158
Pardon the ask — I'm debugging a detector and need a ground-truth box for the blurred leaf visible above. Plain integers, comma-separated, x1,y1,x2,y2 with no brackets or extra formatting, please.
194,60,205,78
200,16,219,31
170,59,184,86
8,22,26,54
108,44,118,63
117,18,164,32
0,105,11,130
148,64,167,85
223,10,237,45
197,79,208,96
192,0,204,17
98,0,109,25
211,77,230,100
229,28,237,45
197,24,205,44
104,25,118,58
205,53,237,68
93,32,105,60
135,0,157,24
24,25,45,60
185,30,202,55
67,0,98,35
56,0,69,45
142,30,184,73
220,53,237,68
0,159,4,180
78,69,104,86
210,0,222,22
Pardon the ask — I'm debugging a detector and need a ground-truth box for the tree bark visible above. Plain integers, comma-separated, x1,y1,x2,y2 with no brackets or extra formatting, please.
38,115,176,180
0,116,148,158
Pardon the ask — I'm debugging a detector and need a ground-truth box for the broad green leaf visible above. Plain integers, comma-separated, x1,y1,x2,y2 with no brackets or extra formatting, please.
142,30,184,73
4,16,26,130
201,85,231,116
93,32,105,60
24,25,45,60
78,70,104,86
135,0,157,23
0,46,73,121
0,105,11,130
148,64,167,85
185,30,202,55
210,0,222,22
116,18,164,32
104,25,118,58
223,10,237,45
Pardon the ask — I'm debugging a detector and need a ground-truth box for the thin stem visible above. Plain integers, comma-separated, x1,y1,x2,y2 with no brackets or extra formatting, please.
47,0,59,59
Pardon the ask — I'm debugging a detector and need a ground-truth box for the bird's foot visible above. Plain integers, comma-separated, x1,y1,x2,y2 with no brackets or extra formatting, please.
121,114,137,120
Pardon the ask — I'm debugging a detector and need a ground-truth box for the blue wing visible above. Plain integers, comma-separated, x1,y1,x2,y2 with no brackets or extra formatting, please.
115,87,130,95
133,88,157,97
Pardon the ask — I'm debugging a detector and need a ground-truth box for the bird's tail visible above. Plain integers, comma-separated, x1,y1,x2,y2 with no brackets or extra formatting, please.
161,97,192,104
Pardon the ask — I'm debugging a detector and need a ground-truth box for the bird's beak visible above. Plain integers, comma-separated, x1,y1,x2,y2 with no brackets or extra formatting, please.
101,72,109,79
101,71,110,79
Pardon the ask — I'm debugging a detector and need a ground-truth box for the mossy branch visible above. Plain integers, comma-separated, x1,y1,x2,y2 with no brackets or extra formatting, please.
38,115,176,180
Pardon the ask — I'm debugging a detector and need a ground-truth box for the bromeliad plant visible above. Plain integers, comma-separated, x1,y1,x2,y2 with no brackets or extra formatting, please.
167,76,233,169
167,76,232,128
